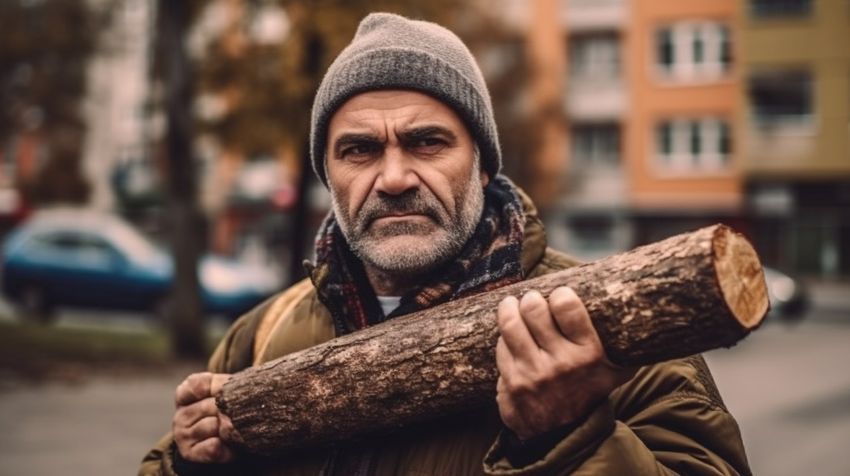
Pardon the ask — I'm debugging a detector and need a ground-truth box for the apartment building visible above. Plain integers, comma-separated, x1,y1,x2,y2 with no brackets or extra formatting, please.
625,0,743,244
553,0,632,259
542,0,743,259
742,0,850,277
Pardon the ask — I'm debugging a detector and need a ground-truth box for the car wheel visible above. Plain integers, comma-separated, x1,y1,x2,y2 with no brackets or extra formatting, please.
19,286,55,324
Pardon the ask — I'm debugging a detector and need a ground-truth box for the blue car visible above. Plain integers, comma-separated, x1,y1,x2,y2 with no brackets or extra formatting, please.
1,208,281,323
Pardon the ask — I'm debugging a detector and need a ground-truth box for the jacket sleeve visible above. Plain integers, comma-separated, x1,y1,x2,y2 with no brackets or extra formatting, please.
137,302,269,476
483,355,751,476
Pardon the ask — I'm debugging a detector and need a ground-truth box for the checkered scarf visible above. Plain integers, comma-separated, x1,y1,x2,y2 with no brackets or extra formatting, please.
308,175,525,336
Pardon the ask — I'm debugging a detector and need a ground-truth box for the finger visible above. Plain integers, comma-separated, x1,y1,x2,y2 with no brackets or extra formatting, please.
518,290,564,353
495,336,516,374
175,397,219,429
187,437,235,464
209,373,231,396
188,415,220,442
219,413,244,445
497,296,538,358
176,372,214,406
548,287,599,346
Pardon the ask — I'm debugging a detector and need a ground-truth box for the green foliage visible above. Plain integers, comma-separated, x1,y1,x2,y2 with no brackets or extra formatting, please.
0,321,170,366
0,319,225,379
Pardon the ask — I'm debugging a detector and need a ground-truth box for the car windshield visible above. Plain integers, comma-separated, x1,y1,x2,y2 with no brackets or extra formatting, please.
104,219,162,265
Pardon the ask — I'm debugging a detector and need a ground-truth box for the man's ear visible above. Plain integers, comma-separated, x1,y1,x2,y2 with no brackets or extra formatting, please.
480,170,489,188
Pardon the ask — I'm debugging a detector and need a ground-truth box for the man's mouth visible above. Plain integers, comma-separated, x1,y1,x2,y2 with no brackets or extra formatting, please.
371,213,431,224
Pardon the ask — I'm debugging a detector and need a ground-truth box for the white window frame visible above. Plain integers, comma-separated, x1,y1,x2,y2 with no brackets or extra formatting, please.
655,21,731,83
570,33,621,82
654,117,732,175
571,123,621,168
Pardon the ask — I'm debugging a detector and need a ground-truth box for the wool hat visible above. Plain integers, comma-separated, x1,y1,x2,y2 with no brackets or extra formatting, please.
310,12,501,186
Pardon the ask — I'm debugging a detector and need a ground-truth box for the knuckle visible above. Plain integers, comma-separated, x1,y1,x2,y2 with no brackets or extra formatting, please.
188,373,210,394
586,344,604,362
576,343,604,364
173,426,187,443
496,376,508,393
552,357,577,376
175,382,189,405
176,442,190,459
507,375,536,395
539,364,563,384
220,420,235,442
173,407,191,428
201,396,218,414
496,398,518,424
206,439,224,459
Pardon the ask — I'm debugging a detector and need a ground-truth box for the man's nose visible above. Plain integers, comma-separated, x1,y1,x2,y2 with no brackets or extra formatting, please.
375,147,420,195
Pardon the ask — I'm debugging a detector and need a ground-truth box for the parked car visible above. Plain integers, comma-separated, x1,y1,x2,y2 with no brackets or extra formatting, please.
763,266,809,321
0,208,281,323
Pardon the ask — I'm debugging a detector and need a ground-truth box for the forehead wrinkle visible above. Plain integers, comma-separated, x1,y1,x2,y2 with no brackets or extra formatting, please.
388,106,450,140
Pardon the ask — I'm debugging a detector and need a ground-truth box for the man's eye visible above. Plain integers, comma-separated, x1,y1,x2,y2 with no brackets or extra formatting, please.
341,144,379,158
410,138,445,153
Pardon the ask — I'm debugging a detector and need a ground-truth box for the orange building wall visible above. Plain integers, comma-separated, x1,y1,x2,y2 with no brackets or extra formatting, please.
625,0,743,210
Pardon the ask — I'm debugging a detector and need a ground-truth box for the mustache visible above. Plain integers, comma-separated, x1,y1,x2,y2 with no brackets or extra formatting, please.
357,190,445,229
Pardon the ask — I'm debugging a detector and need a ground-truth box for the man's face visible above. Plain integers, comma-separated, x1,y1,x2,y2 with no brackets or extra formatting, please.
326,90,489,276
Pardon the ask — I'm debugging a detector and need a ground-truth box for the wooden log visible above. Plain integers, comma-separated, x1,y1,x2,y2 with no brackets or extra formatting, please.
217,224,768,455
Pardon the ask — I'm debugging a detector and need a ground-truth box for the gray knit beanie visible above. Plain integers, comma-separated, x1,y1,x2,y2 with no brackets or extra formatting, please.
310,12,501,186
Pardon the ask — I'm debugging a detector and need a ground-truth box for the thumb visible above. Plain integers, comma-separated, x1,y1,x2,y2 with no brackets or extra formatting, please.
210,373,232,396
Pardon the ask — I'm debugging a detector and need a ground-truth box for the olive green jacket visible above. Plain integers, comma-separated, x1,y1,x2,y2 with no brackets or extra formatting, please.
140,203,751,476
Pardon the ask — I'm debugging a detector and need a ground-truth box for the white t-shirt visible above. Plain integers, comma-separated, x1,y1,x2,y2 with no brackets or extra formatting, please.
377,295,402,316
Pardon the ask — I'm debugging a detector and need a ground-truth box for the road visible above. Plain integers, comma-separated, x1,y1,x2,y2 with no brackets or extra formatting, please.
705,318,850,476
0,316,848,475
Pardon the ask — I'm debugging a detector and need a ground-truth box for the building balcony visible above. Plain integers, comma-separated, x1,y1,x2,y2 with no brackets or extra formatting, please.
566,77,627,121
564,0,627,32
561,164,628,210
746,122,818,175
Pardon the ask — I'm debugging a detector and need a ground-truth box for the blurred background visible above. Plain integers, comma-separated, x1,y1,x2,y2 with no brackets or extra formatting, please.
0,0,848,474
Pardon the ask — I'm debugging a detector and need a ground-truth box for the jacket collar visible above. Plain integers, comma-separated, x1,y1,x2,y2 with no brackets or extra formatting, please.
515,186,548,277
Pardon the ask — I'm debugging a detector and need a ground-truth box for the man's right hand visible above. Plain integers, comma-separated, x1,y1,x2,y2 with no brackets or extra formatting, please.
172,372,236,464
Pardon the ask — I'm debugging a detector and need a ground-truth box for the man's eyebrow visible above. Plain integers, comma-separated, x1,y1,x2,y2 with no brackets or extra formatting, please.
332,133,382,156
399,126,457,143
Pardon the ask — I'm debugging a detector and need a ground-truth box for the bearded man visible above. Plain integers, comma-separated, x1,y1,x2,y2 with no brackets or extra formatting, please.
140,12,751,476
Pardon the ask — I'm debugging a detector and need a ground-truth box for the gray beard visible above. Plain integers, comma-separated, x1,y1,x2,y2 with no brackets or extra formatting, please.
330,171,485,276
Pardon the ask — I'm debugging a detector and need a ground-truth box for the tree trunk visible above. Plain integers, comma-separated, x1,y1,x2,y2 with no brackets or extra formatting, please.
158,0,205,359
217,224,768,455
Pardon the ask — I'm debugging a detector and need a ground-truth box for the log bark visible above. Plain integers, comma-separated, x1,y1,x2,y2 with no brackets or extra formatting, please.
217,224,768,455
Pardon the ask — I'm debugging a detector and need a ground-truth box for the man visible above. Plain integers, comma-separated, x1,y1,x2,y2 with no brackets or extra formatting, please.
141,12,750,475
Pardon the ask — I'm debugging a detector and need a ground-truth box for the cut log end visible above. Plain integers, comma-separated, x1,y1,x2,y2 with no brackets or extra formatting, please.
713,225,769,330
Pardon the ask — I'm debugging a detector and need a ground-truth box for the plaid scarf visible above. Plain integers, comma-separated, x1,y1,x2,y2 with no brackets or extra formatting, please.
307,175,525,336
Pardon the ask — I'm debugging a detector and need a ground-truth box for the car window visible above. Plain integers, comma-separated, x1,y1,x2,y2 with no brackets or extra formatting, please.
30,233,82,251
28,232,119,265
107,220,161,265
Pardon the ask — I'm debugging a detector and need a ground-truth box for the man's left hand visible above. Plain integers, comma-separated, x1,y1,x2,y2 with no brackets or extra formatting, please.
495,287,635,440
173,372,239,464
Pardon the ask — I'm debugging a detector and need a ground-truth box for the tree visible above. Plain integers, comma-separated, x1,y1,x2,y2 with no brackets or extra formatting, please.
0,0,106,205
218,225,768,454
156,0,208,359
189,0,468,285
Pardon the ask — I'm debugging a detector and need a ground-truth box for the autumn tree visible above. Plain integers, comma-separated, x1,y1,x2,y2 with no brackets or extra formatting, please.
189,0,469,284
0,0,108,205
